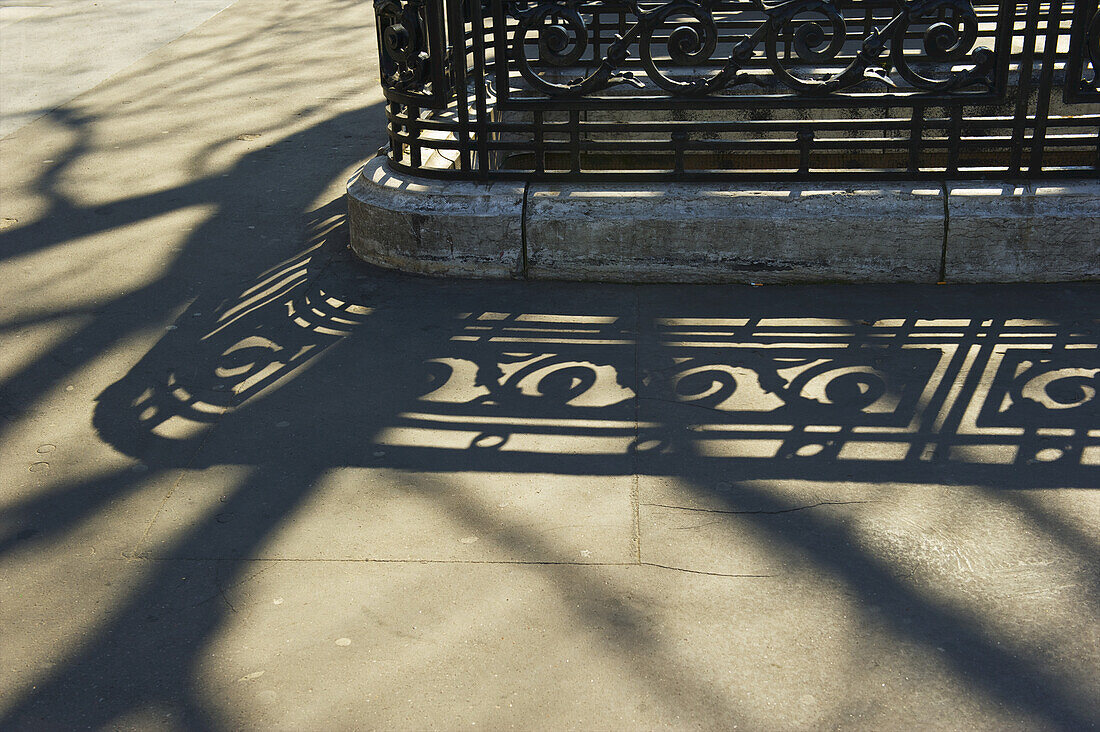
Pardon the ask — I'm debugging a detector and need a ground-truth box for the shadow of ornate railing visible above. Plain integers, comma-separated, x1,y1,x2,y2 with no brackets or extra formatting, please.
372,0,1100,179
94,243,1099,487
377,311,1100,483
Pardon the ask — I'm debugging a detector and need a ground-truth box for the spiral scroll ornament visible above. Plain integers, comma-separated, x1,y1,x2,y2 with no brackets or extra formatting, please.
1017,366,1099,411
513,3,623,96
763,0,853,92
376,0,431,92
638,1,721,93
786,362,890,411
890,0,993,91
672,364,742,408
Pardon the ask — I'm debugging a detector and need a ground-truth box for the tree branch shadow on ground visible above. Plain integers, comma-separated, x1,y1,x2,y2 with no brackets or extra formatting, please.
1,0,1097,719
3,210,1097,726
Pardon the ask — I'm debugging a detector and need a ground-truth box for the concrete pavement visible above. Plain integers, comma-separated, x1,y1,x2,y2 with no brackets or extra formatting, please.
1,0,1098,729
0,0,237,138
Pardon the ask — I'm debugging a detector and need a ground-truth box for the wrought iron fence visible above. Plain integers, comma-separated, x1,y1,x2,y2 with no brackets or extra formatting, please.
374,0,1100,179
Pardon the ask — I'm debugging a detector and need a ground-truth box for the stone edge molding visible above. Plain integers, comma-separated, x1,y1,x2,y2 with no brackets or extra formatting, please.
347,157,1100,283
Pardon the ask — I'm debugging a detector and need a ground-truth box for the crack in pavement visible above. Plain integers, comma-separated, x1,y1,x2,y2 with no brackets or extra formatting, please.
643,500,879,515
640,561,776,578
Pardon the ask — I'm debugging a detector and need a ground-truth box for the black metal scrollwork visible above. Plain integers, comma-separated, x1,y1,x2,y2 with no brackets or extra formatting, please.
639,1,721,92
508,0,997,98
1088,8,1100,89
764,0,861,92
514,1,641,95
376,0,431,93
890,0,992,91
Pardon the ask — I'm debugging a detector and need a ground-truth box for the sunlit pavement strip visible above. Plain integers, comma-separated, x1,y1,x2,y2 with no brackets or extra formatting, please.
0,0,239,138
1,0,1099,729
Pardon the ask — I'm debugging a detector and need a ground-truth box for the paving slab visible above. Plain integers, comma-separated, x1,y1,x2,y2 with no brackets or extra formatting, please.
138,466,636,563
1,0,1099,729
0,0,239,137
7,558,1094,731
944,182,1100,283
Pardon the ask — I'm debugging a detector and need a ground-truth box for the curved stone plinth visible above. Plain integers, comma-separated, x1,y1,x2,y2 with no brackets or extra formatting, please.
347,157,1100,283
347,157,525,279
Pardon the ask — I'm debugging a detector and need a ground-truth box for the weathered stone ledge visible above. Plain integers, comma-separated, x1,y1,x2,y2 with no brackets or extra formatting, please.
347,157,1099,283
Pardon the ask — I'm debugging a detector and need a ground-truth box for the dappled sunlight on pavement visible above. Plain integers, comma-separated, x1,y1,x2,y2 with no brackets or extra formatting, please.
0,0,1098,729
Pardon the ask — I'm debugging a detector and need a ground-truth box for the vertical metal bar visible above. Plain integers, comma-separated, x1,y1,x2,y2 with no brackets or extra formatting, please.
570,109,580,173
534,110,545,173
993,0,1014,98
493,0,510,105
591,9,601,70
469,0,490,178
1009,0,1042,175
798,130,813,175
423,0,449,107
948,106,962,175
909,105,924,174
393,102,401,165
408,103,422,169
1029,0,1066,174
1063,0,1097,102
673,130,686,175
447,0,471,172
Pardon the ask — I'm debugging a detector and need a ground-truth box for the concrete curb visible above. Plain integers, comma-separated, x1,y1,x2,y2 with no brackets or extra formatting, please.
525,182,944,283
347,157,1100,283
347,158,524,279
944,182,1100,283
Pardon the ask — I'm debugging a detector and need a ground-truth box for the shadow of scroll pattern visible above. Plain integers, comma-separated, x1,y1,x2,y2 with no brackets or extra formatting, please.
93,234,372,462
70,252,1099,731
94,271,1098,484
384,313,1098,478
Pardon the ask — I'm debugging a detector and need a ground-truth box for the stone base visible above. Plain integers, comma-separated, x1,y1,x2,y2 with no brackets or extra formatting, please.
347,157,1100,283
347,158,524,279
944,182,1100,283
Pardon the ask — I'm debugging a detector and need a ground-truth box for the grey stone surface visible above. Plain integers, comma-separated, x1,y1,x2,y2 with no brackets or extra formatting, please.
349,171,948,283
945,181,1100,283
0,0,239,138
349,168,1100,283
3,0,1100,729
525,183,945,283
348,158,524,278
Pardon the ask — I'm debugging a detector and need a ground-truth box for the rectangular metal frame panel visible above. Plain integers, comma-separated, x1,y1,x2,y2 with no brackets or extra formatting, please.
378,0,1100,180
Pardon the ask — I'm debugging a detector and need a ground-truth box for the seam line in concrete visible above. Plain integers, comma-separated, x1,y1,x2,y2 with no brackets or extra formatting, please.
125,557,775,576
630,288,642,565
132,558,655,566
520,180,530,279
940,180,950,283
642,500,880,515
127,430,214,559
639,562,776,578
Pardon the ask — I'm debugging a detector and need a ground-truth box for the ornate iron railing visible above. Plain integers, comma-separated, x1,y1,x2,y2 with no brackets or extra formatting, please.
374,0,1100,179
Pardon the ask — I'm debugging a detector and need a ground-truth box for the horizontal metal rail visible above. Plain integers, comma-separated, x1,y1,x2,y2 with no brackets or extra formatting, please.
374,0,1100,179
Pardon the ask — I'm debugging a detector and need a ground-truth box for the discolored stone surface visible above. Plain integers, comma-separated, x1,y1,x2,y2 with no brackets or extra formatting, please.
524,183,946,283
348,157,524,279
3,0,1100,729
945,182,1100,283
350,165,1100,284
